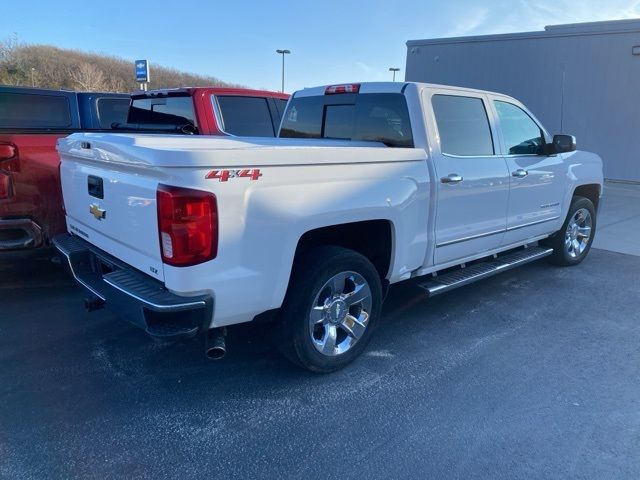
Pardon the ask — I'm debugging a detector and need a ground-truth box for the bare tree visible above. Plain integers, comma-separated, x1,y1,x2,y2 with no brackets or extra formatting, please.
0,33,18,63
68,62,108,91
0,34,23,85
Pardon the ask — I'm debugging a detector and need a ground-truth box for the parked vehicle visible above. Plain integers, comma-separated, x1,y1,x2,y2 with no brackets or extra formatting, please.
53,82,603,372
0,86,289,252
0,87,130,250
119,87,289,136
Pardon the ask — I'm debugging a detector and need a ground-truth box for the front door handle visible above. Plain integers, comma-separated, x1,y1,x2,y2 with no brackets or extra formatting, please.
441,174,463,184
512,169,528,178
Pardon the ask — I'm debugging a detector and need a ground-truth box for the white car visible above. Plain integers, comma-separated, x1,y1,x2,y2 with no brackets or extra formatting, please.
54,82,603,372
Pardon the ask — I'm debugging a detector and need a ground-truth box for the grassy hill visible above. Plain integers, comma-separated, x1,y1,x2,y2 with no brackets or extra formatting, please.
0,36,239,92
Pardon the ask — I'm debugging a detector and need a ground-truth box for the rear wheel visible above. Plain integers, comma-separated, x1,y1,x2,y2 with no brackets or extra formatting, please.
277,246,382,373
545,196,596,266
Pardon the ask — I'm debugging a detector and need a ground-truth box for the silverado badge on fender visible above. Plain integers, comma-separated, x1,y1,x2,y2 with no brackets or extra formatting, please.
89,204,106,220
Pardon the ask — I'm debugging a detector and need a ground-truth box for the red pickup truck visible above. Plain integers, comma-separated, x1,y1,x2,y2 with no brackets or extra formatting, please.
0,86,289,252
124,87,290,136
0,87,130,251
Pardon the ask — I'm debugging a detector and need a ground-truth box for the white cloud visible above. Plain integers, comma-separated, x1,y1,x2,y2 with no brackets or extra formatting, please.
440,0,640,38
446,7,490,36
355,61,389,81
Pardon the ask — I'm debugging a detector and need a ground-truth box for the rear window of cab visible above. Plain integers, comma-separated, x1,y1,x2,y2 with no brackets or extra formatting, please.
128,95,197,126
279,93,414,148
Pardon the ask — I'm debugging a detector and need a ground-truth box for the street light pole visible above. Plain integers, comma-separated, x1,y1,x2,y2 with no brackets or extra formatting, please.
31,67,36,87
276,49,291,93
389,67,400,82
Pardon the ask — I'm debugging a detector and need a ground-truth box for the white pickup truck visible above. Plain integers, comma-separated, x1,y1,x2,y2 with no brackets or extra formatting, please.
54,82,603,372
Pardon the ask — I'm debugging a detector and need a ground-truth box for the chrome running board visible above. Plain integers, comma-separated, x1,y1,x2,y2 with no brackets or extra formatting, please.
418,247,553,297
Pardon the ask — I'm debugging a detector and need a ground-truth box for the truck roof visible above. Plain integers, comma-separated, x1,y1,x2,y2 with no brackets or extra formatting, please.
132,87,289,100
292,81,515,102
0,85,129,96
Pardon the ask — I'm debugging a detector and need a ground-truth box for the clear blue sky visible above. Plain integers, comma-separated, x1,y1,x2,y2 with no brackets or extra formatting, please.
3,0,639,92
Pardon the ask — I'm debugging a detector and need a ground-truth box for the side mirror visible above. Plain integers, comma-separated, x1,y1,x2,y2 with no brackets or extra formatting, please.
552,134,576,154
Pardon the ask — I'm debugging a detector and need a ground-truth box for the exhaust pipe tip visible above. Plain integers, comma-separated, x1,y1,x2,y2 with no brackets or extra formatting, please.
206,345,226,360
205,329,226,360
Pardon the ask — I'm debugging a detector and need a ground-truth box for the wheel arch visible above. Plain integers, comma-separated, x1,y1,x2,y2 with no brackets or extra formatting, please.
293,219,395,284
251,220,395,325
572,183,601,211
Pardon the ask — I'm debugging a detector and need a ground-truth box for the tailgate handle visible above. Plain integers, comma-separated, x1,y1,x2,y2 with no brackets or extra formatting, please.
88,175,104,199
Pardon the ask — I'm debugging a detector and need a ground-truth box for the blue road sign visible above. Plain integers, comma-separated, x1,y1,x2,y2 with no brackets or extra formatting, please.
135,59,149,83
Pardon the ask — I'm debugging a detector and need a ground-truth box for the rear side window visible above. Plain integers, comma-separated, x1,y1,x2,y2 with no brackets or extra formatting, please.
494,101,545,155
128,96,196,126
432,95,494,156
96,98,130,129
0,93,72,129
280,93,413,148
272,98,289,129
275,98,289,115
215,96,275,137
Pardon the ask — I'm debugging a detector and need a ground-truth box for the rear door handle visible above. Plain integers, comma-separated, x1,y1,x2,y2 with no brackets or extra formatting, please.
512,169,528,178
441,174,463,184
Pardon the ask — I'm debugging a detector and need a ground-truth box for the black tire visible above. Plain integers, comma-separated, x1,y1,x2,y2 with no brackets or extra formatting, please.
544,196,596,266
276,246,382,373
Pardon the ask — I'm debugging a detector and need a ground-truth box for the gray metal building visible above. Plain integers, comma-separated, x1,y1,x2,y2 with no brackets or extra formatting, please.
405,19,640,182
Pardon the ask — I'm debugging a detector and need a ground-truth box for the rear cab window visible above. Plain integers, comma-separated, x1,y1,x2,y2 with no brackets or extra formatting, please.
0,92,75,129
127,95,197,131
280,92,414,148
214,96,276,137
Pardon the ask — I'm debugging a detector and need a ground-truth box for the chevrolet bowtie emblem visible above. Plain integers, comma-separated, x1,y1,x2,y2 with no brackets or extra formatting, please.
89,204,106,220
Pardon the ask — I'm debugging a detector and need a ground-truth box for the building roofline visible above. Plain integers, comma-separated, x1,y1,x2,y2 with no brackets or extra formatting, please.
406,18,640,47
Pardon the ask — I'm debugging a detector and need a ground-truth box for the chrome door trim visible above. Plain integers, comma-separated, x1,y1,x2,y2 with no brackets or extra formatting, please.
436,216,560,248
442,152,501,159
506,216,560,232
436,228,506,248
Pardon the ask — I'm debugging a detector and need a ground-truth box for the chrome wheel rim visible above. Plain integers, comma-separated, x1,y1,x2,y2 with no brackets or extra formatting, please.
308,271,372,357
564,208,592,259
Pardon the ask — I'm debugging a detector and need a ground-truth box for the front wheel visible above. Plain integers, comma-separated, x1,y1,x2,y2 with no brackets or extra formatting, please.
545,196,596,266
276,246,382,373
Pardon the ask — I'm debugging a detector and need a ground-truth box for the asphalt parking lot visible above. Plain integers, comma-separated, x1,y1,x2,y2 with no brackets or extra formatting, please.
1,182,639,479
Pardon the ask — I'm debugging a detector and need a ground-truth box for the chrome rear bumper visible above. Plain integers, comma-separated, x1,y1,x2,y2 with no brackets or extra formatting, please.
53,233,213,339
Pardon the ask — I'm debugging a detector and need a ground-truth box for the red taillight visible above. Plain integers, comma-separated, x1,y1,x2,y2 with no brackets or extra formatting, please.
0,172,12,200
325,84,360,95
156,184,218,267
0,144,16,161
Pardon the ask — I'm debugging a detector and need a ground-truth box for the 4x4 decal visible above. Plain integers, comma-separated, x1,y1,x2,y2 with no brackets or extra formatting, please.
206,169,262,182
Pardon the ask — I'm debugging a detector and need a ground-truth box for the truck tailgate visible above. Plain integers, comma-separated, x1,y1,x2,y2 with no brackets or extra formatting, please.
58,140,165,282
